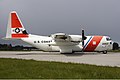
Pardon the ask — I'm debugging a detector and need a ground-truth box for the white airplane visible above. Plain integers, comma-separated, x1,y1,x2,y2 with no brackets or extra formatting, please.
4,11,113,54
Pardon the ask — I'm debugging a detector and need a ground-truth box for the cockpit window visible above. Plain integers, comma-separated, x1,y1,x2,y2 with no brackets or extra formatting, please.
106,37,112,41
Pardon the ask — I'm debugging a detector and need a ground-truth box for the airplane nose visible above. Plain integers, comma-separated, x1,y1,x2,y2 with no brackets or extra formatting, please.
112,42,119,50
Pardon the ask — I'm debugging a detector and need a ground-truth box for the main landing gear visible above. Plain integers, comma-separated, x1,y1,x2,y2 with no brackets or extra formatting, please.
97,50,107,54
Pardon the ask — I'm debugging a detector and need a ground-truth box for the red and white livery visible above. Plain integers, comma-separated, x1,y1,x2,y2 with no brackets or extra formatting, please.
5,11,113,54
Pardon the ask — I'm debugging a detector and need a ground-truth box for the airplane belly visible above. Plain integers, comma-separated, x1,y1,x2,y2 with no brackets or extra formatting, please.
51,45,82,53
39,44,52,51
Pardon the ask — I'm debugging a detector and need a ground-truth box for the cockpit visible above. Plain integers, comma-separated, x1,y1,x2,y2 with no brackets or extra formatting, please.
105,36,112,45
106,37,112,41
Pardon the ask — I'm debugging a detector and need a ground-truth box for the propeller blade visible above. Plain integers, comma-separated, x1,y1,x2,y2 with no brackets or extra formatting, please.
82,29,84,47
82,29,87,51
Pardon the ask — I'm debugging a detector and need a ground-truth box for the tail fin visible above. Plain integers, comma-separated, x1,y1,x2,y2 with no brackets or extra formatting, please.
6,11,28,39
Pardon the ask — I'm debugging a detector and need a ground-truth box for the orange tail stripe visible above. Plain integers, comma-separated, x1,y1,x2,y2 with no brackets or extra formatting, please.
11,13,22,28
12,34,28,38
84,36,103,52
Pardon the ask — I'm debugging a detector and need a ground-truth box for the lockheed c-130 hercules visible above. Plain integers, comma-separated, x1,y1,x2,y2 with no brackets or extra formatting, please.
4,11,113,54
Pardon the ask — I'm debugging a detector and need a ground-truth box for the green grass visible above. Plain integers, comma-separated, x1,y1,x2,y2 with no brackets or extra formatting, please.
0,58,120,79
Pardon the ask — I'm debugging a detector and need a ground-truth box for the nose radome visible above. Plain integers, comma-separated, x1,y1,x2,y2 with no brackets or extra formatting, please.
112,42,119,50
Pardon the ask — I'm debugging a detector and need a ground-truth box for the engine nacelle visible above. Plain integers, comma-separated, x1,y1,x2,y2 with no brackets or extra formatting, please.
51,33,71,41
70,35,82,43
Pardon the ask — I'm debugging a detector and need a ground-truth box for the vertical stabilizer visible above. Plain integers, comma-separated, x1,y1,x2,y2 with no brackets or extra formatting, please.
6,11,28,39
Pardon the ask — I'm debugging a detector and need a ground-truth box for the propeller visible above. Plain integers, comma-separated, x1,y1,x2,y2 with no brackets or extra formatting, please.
82,29,87,51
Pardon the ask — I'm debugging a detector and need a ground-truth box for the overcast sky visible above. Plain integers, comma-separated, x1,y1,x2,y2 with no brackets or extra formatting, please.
0,0,120,45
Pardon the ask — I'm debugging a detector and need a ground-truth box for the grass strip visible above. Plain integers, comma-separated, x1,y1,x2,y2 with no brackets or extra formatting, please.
0,58,120,79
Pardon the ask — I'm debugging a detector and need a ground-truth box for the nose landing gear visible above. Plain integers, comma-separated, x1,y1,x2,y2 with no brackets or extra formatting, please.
103,50,107,54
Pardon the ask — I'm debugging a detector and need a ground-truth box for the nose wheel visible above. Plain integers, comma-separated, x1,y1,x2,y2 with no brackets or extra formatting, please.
103,50,107,54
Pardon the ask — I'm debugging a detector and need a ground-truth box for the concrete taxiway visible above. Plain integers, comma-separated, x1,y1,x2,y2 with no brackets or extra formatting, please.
0,51,120,67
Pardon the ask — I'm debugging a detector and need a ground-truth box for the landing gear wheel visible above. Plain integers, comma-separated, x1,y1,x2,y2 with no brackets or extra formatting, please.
103,50,107,54
60,53,73,54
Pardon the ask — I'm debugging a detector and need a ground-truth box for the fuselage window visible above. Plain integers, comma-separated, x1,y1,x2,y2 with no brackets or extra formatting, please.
38,41,40,43
41,40,51,43
110,42,112,44
106,38,112,41
34,41,36,43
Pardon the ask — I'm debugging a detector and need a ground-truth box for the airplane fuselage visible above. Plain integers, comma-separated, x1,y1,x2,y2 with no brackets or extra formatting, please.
22,34,112,53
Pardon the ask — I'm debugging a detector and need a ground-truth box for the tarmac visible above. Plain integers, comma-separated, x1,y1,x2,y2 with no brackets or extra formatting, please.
0,51,120,67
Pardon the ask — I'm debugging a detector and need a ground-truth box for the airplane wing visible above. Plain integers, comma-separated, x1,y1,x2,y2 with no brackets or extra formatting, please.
50,33,82,45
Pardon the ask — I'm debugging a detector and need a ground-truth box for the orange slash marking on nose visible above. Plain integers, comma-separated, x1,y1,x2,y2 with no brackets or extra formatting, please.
84,36,103,52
